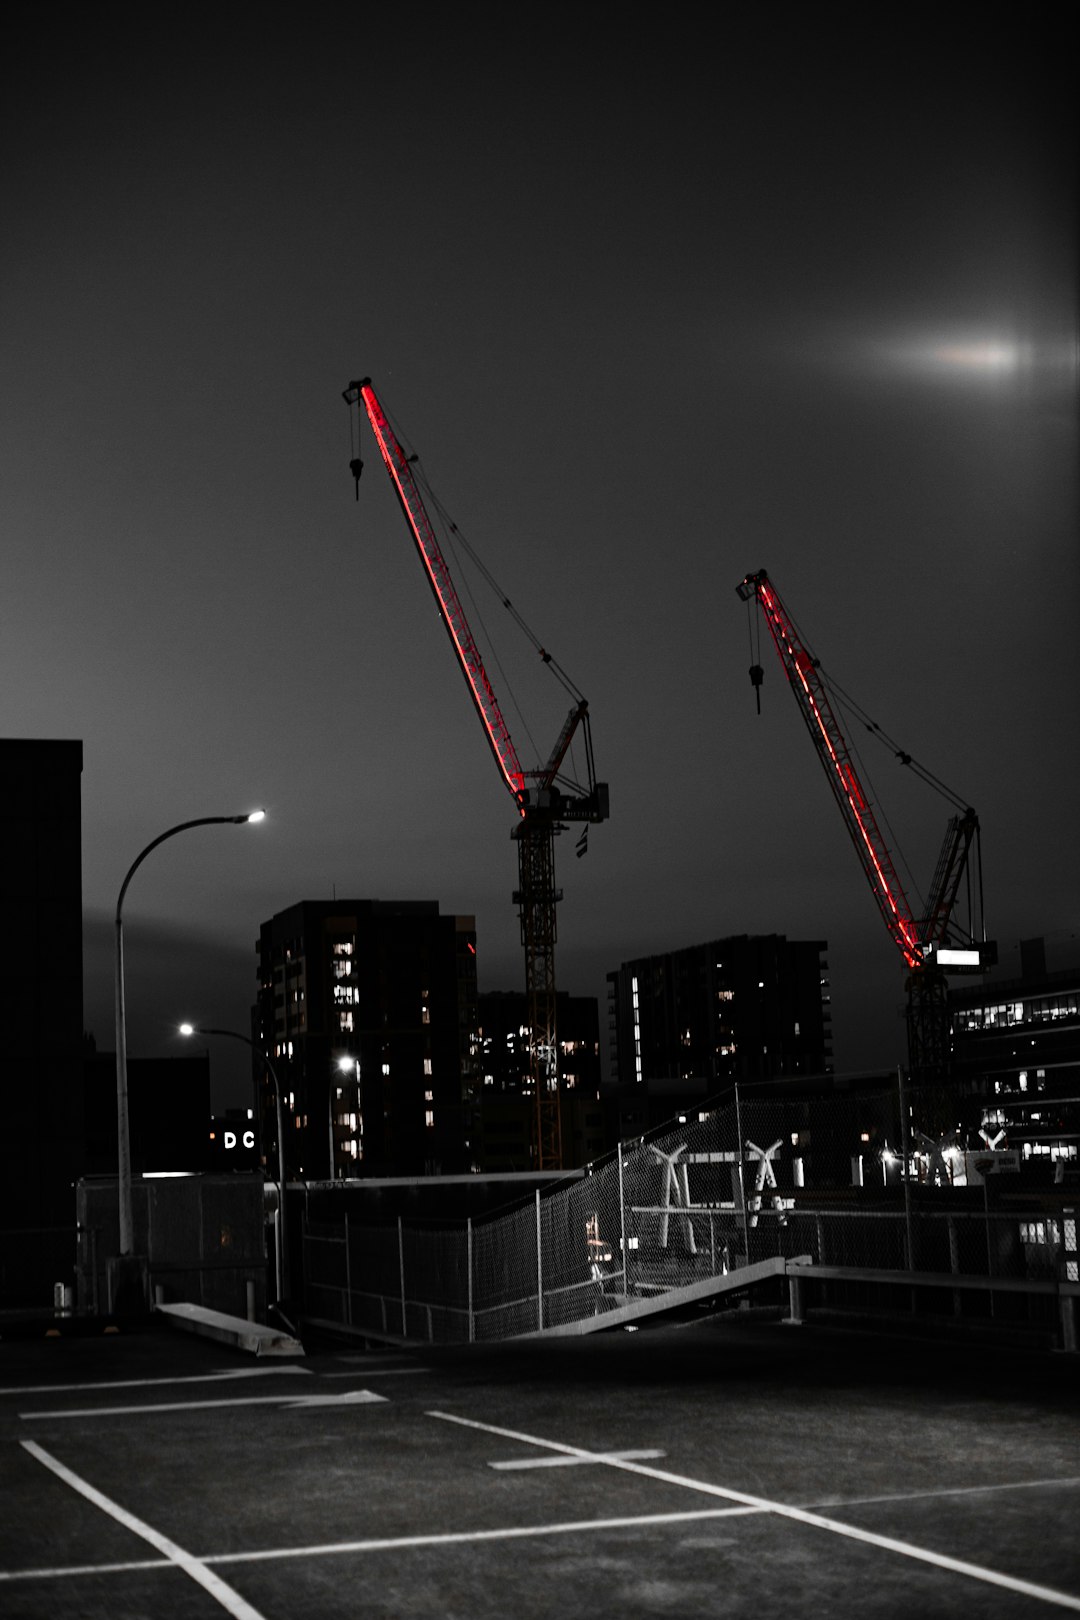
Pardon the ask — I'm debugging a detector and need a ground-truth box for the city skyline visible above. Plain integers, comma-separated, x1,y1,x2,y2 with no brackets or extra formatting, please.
4,15,1076,1108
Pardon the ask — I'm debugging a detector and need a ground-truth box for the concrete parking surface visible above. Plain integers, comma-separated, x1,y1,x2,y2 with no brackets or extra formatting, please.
1,1311,1078,1618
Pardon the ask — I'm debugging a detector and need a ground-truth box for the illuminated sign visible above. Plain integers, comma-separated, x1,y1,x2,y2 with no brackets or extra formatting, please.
209,1116,259,1166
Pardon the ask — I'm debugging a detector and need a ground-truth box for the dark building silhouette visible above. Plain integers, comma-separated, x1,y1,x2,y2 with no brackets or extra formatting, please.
83,1046,212,1175
0,740,85,1243
949,936,1080,1174
607,933,832,1133
254,900,478,1180
473,989,605,1170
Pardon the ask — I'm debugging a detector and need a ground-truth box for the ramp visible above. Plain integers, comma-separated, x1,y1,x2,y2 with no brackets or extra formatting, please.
519,1255,796,1338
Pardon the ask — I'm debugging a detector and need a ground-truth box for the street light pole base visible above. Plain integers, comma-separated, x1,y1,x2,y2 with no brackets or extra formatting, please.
107,1254,150,1316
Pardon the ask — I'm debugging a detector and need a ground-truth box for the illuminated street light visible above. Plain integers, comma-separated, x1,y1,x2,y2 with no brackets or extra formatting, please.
114,811,266,1291
180,1022,289,1304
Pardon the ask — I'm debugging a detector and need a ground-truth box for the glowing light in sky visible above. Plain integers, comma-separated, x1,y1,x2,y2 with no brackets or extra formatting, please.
932,342,1018,370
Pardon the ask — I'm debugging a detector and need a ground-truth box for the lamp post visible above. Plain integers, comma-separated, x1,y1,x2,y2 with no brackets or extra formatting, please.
335,1054,360,1179
180,1023,289,1304
115,811,265,1269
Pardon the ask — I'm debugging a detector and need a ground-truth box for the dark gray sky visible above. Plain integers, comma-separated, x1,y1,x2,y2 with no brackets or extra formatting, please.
4,14,1077,1107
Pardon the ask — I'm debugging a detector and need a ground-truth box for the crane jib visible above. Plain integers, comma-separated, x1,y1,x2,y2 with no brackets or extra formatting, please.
359,383,528,804
749,572,922,969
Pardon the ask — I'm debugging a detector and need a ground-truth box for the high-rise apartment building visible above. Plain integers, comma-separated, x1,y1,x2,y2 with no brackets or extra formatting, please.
254,900,478,1179
607,933,832,1129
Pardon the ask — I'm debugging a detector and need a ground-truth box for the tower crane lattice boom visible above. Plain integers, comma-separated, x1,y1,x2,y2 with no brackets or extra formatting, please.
346,377,608,1170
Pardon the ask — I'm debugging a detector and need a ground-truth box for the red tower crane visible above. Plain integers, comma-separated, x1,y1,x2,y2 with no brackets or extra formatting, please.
736,569,992,1082
344,378,608,1168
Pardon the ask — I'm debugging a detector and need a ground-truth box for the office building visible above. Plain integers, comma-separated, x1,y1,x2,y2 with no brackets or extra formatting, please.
949,936,1080,1173
254,900,478,1180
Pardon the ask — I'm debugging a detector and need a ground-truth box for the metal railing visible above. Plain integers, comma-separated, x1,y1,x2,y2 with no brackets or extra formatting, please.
300,1085,1079,1349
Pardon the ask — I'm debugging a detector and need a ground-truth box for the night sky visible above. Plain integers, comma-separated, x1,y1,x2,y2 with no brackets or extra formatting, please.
4,15,1076,1109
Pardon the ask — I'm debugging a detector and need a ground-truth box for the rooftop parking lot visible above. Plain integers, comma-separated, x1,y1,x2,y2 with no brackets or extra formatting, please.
1,1312,1078,1618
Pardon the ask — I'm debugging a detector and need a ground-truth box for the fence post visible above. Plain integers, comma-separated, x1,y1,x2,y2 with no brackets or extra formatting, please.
735,1082,751,1264
344,1214,352,1327
467,1217,474,1343
398,1216,407,1339
947,1215,962,1316
536,1190,543,1332
1060,1291,1077,1355
617,1148,627,1294
898,1066,915,1271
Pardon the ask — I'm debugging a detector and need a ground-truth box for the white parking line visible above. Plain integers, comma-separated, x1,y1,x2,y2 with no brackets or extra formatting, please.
19,1442,268,1620
21,1390,387,1419
490,1449,665,1470
827,1476,1080,1508
428,1410,1080,1613
0,1506,761,1584
205,1505,763,1563
0,1366,311,1397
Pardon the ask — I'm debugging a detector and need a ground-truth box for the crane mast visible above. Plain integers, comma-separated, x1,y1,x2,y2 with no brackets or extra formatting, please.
737,568,990,1086
345,379,608,1168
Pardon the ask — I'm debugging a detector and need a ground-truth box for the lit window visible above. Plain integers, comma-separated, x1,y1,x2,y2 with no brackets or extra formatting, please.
425,1109,435,1129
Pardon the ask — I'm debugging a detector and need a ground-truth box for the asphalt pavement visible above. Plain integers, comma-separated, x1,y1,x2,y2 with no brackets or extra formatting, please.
1,1310,1078,1618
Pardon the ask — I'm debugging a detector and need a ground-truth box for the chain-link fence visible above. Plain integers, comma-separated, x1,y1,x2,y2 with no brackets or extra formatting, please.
302,1083,1079,1346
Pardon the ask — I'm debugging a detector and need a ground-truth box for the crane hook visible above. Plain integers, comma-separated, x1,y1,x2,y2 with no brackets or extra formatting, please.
349,457,364,500
749,663,764,714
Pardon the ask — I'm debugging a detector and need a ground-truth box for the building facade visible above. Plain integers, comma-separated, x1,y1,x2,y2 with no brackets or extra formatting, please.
0,739,85,1240
949,936,1080,1174
472,989,605,1170
83,1047,212,1175
254,900,478,1180
607,933,832,1131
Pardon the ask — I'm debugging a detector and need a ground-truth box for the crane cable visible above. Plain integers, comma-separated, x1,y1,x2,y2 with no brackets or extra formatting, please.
753,592,928,914
380,399,585,776
779,597,971,816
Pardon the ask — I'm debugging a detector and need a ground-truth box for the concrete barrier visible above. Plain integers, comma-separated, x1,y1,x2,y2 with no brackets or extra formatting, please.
155,1301,304,1357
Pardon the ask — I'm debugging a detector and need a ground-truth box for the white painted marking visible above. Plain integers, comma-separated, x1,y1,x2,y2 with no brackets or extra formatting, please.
206,1505,762,1563
19,1441,268,1620
428,1411,1080,1613
316,1367,429,1379
490,1449,665,1471
828,1476,1080,1508
0,1507,761,1583
21,1389,387,1419
285,1390,388,1409
0,1366,311,1397
0,1557,172,1582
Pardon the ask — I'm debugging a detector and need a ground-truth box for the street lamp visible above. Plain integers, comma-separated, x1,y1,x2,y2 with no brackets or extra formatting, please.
114,811,265,1274
335,1054,360,1178
180,1023,289,1304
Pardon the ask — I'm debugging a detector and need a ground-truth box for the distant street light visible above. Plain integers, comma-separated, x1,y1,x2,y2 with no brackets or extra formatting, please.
335,1054,359,1178
115,812,265,1271
180,1023,289,1304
